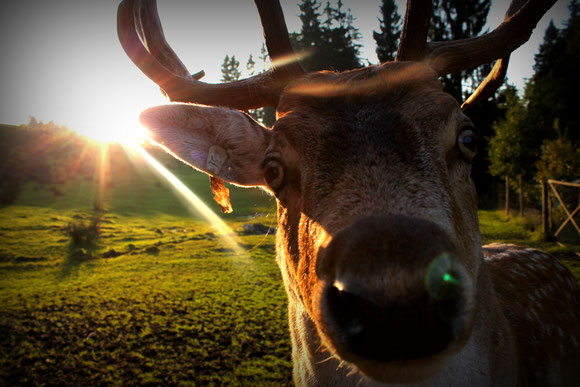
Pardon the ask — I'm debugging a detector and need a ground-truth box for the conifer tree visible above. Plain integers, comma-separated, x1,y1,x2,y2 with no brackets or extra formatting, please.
526,1,580,145
245,47,276,127
430,0,491,100
220,55,241,83
291,0,361,72
373,0,401,63
246,54,256,76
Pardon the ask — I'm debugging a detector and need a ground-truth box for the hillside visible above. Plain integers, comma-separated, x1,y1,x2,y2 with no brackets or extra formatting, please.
0,123,276,218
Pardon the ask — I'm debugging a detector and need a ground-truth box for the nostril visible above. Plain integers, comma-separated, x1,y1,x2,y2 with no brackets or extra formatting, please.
324,274,466,362
328,282,380,337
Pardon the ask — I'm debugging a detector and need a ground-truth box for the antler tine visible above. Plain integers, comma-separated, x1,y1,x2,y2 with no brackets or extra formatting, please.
461,0,526,110
254,0,305,79
461,58,508,109
135,0,191,79
424,0,556,77
118,0,180,91
117,0,294,110
396,0,432,62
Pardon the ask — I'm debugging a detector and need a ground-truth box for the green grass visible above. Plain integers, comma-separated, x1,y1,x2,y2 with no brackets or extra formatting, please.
0,148,289,385
0,205,288,385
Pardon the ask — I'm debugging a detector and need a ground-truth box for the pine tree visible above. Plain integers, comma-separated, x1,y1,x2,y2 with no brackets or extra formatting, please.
246,48,276,127
430,0,491,100
259,43,268,64
373,0,401,63
300,0,323,46
322,0,362,71
246,54,256,76
291,0,361,72
525,2,580,145
220,55,241,83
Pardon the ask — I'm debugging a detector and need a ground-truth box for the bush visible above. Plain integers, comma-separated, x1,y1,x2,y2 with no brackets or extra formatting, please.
0,175,22,205
536,137,580,182
65,216,101,244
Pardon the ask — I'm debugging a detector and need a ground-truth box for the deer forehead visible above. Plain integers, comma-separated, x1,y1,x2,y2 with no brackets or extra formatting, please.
270,86,467,237
272,70,464,180
274,64,464,156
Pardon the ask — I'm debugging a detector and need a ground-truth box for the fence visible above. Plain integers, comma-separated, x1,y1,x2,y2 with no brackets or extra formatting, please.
544,179,580,238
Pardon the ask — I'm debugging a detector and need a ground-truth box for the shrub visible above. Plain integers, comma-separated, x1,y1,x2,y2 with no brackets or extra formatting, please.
65,216,101,244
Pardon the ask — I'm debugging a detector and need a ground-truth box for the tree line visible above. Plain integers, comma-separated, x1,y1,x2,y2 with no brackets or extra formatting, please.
219,0,579,214
489,2,580,216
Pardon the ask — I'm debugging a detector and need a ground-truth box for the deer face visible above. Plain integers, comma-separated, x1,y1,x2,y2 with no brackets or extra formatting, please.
139,62,482,383
273,64,481,382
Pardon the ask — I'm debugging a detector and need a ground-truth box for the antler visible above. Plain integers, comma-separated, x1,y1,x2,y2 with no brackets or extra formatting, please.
117,0,304,110
396,0,432,62
460,0,527,109
397,0,556,109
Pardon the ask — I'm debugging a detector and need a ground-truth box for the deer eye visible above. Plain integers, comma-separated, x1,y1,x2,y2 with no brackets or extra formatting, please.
457,128,478,161
263,159,285,193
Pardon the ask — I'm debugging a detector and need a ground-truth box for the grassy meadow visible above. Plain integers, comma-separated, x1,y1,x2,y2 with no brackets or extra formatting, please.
0,125,578,385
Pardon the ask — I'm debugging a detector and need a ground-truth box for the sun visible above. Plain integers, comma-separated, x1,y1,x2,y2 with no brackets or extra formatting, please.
68,100,154,146
94,121,149,145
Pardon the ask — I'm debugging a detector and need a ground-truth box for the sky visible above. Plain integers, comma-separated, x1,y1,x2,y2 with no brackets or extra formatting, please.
0,0,573,142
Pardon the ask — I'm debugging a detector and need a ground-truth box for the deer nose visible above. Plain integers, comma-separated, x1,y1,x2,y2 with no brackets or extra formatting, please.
316,215,473,363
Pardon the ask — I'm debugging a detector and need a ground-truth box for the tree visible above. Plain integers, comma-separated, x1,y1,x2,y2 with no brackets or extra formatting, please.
27,116,40,129
488,4,580,217
430,0,491,100
322,0,362,71
299,0,323,49
536,135,580,183
291,0,361,72
246,54,256,76
463,92,501,205
488,86,530,217
373,0,401,63
245,46,276,128
525,2,580,146
220,55,241,83
246,53,267,125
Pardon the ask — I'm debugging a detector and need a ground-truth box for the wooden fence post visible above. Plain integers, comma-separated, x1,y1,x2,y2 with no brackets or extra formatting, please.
505,176,510,220
541,180,550,237
518,175,524,217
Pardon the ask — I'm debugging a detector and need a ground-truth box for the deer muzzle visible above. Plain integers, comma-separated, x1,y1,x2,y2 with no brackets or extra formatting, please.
314,215,474,381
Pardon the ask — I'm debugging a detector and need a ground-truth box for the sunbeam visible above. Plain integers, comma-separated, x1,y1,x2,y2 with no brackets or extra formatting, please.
132,144,245,255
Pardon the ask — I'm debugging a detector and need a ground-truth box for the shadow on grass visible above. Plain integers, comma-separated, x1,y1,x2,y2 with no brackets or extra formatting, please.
58,242,100,278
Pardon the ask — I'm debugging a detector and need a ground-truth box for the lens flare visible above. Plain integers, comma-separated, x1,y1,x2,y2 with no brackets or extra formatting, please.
133,144,245,254
425,253,461,300
443,272,459,285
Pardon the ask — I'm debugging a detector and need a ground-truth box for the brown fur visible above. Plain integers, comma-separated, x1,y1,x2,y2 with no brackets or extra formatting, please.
139,62,580,386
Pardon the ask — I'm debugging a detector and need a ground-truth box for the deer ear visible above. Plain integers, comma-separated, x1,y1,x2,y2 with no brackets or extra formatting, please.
139,103,271,187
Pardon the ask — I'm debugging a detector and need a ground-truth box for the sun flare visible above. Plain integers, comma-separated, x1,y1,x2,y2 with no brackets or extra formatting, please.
79,118,149,145
96,122,149,145
131,144,246,255
65,94,160,146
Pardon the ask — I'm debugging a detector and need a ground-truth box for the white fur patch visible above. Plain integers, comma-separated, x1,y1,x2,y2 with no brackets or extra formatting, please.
207,145,227,174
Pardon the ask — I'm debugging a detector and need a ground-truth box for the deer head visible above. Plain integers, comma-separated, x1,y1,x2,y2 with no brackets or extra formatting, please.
119,0,576,385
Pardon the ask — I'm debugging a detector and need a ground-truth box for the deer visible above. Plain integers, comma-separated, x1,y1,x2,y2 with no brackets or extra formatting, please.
118,0,580,385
